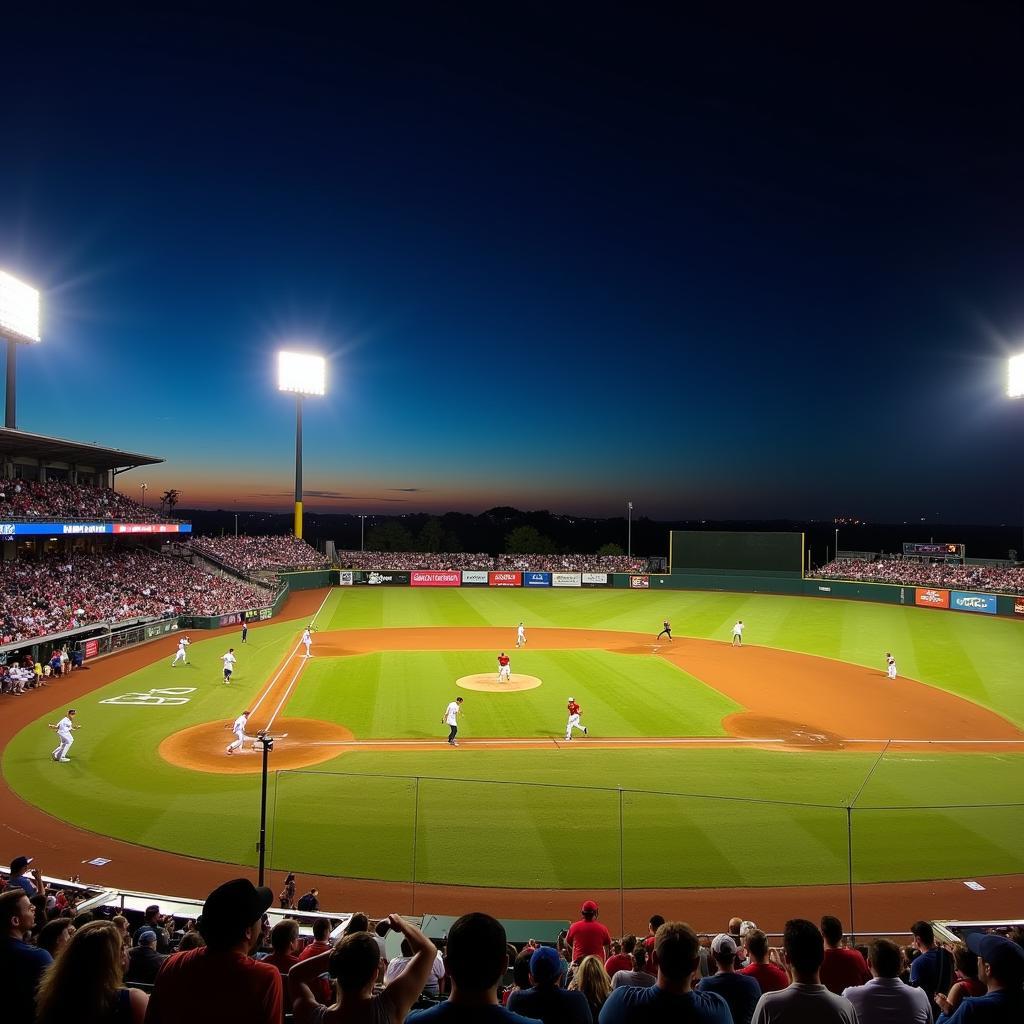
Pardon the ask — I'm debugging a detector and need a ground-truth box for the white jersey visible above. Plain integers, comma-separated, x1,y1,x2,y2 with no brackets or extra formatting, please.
444,701,461,726
732,622,744,636
302,629,311,644
178,638,190,650
56,716,74,739
232,714,249,738
222,652,237,670
517,624,525,639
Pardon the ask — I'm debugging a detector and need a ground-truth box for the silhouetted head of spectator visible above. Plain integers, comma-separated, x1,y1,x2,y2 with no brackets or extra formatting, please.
868,939,902,979
622,934,637,954
177,932,205,951
580,900,599,922
344,912,369,935
820,915,844,948
329,932,383,994
446,912,509,995
271,919,299,953
512,949,533,990
313,918,332,942
654,922,700,985
197,878,273,953
37,918,74,957
910,920,936,950
784,919,825,977
746,929,770,964
968,933,1024,989
648,915,664,936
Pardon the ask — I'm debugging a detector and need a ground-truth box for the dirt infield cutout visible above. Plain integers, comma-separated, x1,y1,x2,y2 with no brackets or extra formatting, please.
457,672,543,692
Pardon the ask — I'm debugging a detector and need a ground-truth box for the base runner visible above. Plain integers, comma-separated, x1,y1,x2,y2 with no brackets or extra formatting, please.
226,711,252,755
565,697,588,740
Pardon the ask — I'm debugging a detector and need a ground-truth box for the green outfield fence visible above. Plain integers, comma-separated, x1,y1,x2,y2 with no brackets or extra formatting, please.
266,745,1024,930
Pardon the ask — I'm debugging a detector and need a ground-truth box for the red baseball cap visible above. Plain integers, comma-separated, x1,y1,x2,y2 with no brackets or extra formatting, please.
581,900,599,914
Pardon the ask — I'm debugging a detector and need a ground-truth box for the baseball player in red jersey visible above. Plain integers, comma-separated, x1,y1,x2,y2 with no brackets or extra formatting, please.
565,697,588,740
497,651,511,683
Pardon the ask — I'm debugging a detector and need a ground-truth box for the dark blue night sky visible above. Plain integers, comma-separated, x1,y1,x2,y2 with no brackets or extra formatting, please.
2,4,1022,521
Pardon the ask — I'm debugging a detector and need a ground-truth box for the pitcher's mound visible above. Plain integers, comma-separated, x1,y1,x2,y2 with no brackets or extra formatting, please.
457,673,542,693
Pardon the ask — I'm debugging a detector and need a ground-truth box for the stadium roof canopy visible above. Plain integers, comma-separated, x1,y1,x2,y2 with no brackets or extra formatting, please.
0,427,163,472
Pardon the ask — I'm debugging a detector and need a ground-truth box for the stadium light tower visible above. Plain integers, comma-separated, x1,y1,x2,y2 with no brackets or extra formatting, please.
0,270,42,429
1009,353,1024,399
277,351,326,540
627,501,633,558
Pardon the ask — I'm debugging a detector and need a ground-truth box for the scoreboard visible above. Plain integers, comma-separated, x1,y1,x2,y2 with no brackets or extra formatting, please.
902,542,964,558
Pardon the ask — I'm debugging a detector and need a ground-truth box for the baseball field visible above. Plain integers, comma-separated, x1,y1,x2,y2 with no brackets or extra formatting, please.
4,586,1023,902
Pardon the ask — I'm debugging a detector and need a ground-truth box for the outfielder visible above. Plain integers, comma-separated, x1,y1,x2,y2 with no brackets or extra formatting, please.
222,647,237,684
226,711,253,755
302,627,313,658
497,651,511,683
49,708,79,762
732,620,744,646
171,636,191,666
516,621,526,648
886,652,897,680
565,697,588,740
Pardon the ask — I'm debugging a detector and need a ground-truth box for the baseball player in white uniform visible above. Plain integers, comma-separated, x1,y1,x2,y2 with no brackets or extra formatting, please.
732,620,744,646
443,697,463,746
171,636,191,666
302,627,313,658
222,648,237,684
565,698,587,740
226,711,253,755
516,622,526,648
49,708,79,762
886,652,897,680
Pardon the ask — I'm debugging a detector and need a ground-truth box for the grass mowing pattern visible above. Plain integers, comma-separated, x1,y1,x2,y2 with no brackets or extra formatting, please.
5,587,1023,887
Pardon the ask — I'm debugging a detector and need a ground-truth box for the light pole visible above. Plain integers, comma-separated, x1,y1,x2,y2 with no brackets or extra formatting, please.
256,733,274,886
1009,354,1024,554
359,514,367,551
0,270,42,429
834,526,839,562
234,513,239,538
141,483,148,507
277,351,326,540
627,501,633,558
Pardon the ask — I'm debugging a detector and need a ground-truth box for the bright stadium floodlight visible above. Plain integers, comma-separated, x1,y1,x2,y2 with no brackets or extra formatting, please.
277,350,327,539
0,270,42,429
1009,353,1024,399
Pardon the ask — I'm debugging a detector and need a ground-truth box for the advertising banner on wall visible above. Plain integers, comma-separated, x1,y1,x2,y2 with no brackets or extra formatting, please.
524,572,552,587
355,571,411,586
338,571,354,586
950,591,997,614
410,571,461,587
84,638,99,659
630,575,650,589
582,572,608,586
1015,598,1024,616
552,572,582,588
0,521,193,536
914,588,950,609
462,570,489,585
488,571,521,587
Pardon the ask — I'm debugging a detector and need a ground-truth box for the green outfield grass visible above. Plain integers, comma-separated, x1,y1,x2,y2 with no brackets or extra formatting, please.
4,587,1023,889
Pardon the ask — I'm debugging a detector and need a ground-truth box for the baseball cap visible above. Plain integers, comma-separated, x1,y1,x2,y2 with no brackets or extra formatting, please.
10,856,33,873
138,929,158,944
568,697,575,702
967,933,1024,977
740,920,758,936
530,945,563,983
711,933,739,956
581,900,599,914
201,878,273,933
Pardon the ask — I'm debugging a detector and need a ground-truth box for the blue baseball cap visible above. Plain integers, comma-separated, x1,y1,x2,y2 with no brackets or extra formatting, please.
530,945,563,983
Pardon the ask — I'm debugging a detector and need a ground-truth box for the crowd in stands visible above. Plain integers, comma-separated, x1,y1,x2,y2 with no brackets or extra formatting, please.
4,862,1022,1024
0,550,275,645
192,535,330,573
813,558,1024,594
337,551,648,573
0,480,168,522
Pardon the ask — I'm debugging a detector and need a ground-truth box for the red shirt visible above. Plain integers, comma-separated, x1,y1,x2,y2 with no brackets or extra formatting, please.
605,953,633,976
498,655,510,667
740,961,790,993
296,941,333,1004
263,951,300,975
147,947,283,1024
567,702,580,716
566,919,611,962
820,947,870,995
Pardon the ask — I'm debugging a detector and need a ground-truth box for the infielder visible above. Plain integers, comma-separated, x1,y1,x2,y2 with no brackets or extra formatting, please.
222,647,237,684
732,620,744,646
226,711,253,755
886,652,897,680
443,696,464,746
565,697,588,740
656,619,672,641
497,651,511,683
171,636,191,666
241,622,248,644
49,708,79,762
516,621,526,648
302,627,313,658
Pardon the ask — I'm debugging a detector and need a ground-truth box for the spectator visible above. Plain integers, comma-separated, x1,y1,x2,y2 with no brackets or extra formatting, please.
571,954,613,1021
605,935,635,978
909,921,954,1004
934,942,985,1017
297,888,321,913
372,919,390,960
279,873,297,909
193,535,329,573
111,916,131,943
642,915,665,970
750,919,857,1023
841,938,932,1023
935,933,1024,1023
1,887,53,1024
144,878,281,1024
566,901,612,965
134,905,171,954
503,949,533,1005
812,557,1024,595
610,943,657,990
697,934,761,1024
177,932,205,951
35,919,148,1024
599,921,731,1022
739,930,789,994
819,916,870,995
343,913,369,937
265,919,302,975
385,936,446,1000
291,913,435,1024
125,928,167,985
37,918,75,958
507,944,592,1024
7,856,42,898
299,918,334,962
407,912,539,1023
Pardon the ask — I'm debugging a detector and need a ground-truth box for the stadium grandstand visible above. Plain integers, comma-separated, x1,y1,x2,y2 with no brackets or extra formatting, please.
812,557,1024,595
